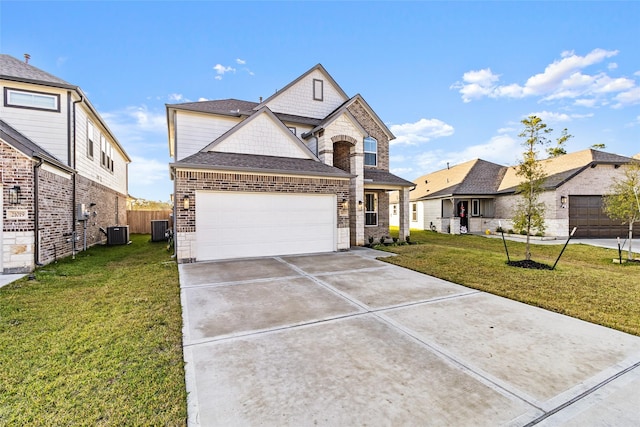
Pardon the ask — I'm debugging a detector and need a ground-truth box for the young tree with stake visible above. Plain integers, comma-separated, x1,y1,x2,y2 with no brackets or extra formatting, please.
603,161,640,260
513,115,572,261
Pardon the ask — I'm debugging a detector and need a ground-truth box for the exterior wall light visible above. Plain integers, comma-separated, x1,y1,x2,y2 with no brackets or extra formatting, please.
9,186,21,204
358,200,363,210
560,195,567,209
341,198,349,211
183,194,190,210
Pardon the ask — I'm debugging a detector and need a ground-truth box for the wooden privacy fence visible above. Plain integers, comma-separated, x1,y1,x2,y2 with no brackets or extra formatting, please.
127,210,173,234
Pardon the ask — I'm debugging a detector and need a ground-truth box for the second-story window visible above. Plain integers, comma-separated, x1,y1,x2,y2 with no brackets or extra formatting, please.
5,87,60,112
87,121,95,159
100,135,114,173
364,136,377,166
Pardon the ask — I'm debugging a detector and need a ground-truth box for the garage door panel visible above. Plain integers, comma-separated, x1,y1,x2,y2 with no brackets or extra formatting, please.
569,195,629,238
196,192,336,261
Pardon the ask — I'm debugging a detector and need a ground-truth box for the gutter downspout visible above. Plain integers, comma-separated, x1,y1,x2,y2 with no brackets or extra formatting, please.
170,167,177,259
71,92,84,258
33,158,44,266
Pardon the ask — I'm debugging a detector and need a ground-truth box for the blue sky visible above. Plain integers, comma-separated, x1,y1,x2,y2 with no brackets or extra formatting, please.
2,1,639,202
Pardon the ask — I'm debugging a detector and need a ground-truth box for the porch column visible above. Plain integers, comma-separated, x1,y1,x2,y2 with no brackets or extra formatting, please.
399,187,410,241
350,152,365,246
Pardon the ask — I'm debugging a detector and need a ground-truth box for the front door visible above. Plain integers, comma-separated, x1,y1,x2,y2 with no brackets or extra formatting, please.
457,200,468,232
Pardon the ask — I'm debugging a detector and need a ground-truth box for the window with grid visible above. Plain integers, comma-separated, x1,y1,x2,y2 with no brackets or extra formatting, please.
364,137,377,166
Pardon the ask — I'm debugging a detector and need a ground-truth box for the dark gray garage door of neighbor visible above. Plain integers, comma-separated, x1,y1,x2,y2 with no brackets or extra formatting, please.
569,195,630,238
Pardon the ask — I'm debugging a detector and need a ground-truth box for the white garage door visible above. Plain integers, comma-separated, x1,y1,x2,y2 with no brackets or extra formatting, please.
195,191,336,261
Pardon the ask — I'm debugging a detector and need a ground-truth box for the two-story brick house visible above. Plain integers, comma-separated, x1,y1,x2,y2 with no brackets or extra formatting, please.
1,54,130,273
167,64,413,262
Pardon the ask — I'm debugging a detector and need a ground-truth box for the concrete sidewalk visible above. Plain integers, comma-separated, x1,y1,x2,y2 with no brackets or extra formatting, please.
482,233,640,254
179,250,640,426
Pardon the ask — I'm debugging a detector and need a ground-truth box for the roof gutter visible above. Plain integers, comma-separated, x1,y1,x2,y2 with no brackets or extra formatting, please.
170,162,354,180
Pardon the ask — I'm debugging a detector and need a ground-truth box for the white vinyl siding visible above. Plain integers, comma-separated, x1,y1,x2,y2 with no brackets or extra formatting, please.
0,82,68,164
74,105,127,195
175,111,240,161
5,88,59,111
195,192,336,261
263,69,347,119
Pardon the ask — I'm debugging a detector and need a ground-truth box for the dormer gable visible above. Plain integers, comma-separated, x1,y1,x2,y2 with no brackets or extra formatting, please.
202,107,318,160
253,64,349,120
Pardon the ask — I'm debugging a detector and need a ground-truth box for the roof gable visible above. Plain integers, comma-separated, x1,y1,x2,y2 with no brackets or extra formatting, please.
202,107,317,160
304,94,394,141
411,159,479,200
253,64,349,119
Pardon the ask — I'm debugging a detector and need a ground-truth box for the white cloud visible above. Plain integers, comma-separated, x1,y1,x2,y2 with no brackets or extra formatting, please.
197,97,209,102
213,63,236,80
236,58,246,65
452,48,636,107
528,110,594,123
529,111,572,122
389,118,454,145
168,93,184,102
390,167,414,178
411,134,520,176
612,86,640,108
56,56,68,67
574,98,597,108
523,48,618,95
450,68,500,102
128,155,170,187
101,105,172,200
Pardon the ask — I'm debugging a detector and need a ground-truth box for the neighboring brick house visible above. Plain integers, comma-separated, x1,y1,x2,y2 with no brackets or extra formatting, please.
390,149,639,238
167,64,413,262
1,54,130,273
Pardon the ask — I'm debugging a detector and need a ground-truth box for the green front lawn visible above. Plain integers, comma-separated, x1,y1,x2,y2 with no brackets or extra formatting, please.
384,229,640,336
0,235,186,425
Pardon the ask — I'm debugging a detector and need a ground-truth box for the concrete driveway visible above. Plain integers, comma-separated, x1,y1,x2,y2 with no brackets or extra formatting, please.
179,249,640,426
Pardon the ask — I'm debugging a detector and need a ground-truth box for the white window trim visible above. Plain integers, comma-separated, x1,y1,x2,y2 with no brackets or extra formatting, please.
364,136,377,167
313,79,323,101
471,199,480,216
4,87,60,112
365,192,378,226
87,120,95,159
411,203,418,222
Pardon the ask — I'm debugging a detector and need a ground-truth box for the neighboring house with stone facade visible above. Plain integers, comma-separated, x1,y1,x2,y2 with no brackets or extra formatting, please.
167,64,413,262
1,54,130,273
390,149,638,238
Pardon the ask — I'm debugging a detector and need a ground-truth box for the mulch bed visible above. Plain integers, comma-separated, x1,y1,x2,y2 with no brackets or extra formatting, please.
507,260,553,270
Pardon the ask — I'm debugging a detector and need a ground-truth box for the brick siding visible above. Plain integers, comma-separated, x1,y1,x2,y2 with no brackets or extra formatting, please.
175,170,350,231
347,100,390,171
2,138,127,271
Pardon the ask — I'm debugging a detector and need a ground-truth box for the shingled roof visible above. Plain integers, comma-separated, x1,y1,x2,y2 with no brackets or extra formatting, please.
497,149,635,192
166,99,323,127
364,169,414,187
0,54,75,89
399,149,637,203
173,151,352,178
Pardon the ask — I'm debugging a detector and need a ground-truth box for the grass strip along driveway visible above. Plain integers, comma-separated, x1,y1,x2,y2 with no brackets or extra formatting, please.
0,235,186,426
384,230,640,337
